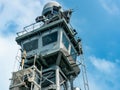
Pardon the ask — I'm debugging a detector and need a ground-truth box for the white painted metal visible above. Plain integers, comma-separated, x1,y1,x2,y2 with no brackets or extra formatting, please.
56,66,60,90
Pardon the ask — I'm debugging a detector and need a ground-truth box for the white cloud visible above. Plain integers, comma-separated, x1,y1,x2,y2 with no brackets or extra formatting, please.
0,35,18,90
0,0,55,90
99,0,120,15
86,56,120,90
89,56,115,74
0,0,55,35
75,55,119,90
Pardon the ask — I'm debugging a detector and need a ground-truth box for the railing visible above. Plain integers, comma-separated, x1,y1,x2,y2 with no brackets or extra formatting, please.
17,22,44,36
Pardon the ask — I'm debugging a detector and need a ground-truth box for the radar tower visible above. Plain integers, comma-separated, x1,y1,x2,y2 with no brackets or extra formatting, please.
9,1,89,90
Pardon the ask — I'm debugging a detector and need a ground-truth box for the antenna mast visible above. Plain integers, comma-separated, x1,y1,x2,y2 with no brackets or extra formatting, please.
80,55,89,90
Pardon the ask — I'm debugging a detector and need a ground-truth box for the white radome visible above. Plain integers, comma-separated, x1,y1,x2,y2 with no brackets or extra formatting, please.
43,1,61,10
75,87,80,90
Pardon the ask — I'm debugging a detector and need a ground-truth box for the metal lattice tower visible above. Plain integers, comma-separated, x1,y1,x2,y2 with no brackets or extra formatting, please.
80,55,89,90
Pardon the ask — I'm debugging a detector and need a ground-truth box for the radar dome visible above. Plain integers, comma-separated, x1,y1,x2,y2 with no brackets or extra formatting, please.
42,1,62,16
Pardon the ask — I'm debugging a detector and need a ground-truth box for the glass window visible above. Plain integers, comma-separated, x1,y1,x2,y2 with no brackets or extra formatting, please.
23,39,38,52
62,33,69,50
42,31,58,46
70,46,77,61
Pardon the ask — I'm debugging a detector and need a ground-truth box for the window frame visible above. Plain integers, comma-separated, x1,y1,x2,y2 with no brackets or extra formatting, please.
70,45,77,61
23,39,38,52
62,32,70,50
42,31,58,46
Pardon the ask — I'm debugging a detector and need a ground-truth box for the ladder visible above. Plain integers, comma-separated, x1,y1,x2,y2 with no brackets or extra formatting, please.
80,54,89,90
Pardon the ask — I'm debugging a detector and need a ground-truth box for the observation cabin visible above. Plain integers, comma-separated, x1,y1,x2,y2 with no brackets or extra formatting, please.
14,1,83,89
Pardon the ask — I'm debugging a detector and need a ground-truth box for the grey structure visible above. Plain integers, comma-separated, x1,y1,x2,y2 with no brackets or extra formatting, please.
9,1,83,90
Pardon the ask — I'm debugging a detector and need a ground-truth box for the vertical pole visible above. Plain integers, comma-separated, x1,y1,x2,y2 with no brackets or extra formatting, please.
21,59,24,69
56,66,60,90
65,82,68,90
70,76,74,90
34,55,37,66
80,55,89,90
21,50,26,69
31,82,33,90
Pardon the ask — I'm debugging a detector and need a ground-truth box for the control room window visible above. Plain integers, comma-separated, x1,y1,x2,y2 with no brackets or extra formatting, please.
70,46,77,61
42,31,58,46
62,33,69,50
23,39,38,52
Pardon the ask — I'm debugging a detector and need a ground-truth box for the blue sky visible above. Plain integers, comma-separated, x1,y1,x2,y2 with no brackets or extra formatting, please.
0,0,120,90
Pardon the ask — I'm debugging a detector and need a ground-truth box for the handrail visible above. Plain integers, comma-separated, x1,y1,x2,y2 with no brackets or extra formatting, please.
17,22,44,36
